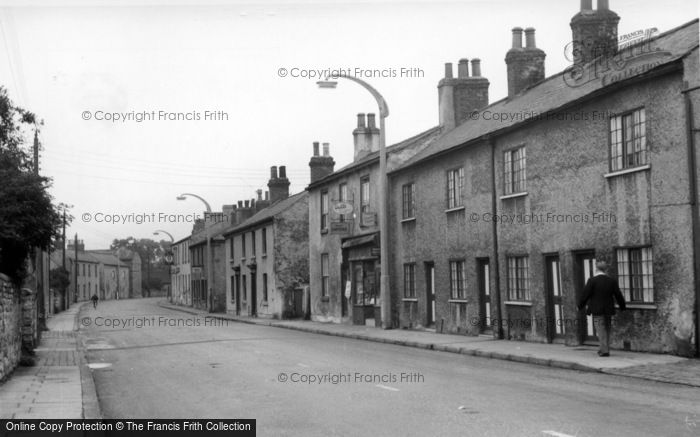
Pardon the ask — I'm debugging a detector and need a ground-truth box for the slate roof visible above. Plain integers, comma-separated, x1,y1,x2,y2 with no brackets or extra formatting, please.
220,191,309,238
306,125,443,190
394,18,699,173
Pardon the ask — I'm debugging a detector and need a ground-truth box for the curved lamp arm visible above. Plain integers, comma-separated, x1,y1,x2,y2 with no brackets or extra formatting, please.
177,193,212,213
153,230,175,243
317,74,389,118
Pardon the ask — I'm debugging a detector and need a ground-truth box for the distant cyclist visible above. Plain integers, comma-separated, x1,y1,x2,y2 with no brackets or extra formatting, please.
91,293,99,309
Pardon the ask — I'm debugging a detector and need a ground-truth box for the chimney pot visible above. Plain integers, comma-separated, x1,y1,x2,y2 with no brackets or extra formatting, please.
598,0,609,10
279,165,287,179
471,59,481,77
512,27,523,48
458,59,469,78
238,200,243,208
581,0,592,9
525,27,536,48
270,166,278,179
312,141,319,156
444,62,453,79
244,200,250,208
367,113,377,129
322,142,330,156
356,113,366,128
256,189,263,201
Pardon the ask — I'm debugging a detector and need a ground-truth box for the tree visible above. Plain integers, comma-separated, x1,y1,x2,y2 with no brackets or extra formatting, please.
111,237,172,295
0,87,62,284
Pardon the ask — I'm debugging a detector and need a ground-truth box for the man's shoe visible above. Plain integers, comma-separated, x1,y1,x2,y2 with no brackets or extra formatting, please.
597,352,610,357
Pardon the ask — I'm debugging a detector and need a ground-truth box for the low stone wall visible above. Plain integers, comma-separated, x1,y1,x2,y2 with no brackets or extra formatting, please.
0,273,21,382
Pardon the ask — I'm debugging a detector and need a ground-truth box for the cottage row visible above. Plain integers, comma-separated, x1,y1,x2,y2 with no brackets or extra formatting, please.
169,2,700,357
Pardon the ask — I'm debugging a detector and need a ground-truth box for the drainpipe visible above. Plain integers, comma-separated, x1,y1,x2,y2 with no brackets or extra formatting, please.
489,136,504,339
682,85,700,357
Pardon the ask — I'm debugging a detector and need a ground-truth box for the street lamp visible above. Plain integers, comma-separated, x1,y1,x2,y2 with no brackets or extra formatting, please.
177,193,213,312
317,74,392,329
153,230,175,243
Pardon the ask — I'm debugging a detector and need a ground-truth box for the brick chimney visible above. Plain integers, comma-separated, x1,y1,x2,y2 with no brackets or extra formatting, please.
570,0,620,65
505,27,546,98
268,165,290,203
309,141,336,183
438,58,490,130
353,113,380,161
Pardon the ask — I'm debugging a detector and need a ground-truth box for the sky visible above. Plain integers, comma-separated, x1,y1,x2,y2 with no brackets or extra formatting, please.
0,0,697,249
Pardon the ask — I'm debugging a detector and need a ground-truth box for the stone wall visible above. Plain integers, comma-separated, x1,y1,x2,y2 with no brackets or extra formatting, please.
0,273,21,382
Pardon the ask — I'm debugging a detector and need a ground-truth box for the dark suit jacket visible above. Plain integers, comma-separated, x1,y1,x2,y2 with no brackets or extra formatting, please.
578,274,626,316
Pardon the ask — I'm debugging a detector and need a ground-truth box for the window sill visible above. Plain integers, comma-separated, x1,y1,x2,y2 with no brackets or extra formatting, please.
445,206,465,214
402,298,418,302
448,299,469,304
321,296,330,302
320,229,329,235
505,300,533,306
500,192,528,200
625,303,657,310
401,217,416,224
604,164,650,178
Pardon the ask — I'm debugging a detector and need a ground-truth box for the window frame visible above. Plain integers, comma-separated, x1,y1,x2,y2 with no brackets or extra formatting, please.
320,189,329,232
615,245,654,303
446,168,464,210
504,146,527,195
507,255,530,301
449,259,467,300
403,263,416,298
609,107,647,172
402,183,416,220
321,253,330,298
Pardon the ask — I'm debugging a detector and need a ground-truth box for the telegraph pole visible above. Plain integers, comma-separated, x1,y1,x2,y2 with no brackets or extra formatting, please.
73,234,78,304
33,129,46,328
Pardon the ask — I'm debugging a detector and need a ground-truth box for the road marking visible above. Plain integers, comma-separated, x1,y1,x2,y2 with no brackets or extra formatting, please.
375,384,400,392
297,363,310,368
542,431,576,437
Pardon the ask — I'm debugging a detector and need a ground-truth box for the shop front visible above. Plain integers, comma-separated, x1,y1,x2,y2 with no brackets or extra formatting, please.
341,233,381,327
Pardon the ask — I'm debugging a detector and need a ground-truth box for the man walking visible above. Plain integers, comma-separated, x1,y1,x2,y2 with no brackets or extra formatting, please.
91,293,99,309
577,261,626,357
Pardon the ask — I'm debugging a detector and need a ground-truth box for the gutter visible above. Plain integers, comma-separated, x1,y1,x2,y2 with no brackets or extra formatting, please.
682,84,700,357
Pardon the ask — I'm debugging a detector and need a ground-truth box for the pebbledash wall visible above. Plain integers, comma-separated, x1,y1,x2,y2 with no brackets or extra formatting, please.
386,3,699,355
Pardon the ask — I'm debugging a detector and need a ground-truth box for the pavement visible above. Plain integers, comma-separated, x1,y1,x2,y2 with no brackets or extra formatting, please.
160,300,700,388
0,302,101,419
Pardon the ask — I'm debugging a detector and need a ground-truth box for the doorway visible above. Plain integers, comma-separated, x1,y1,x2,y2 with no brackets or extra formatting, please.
250,272,257,317
234,274,241,315
425,262,435,327
477,258,491,334
575,252,597,343
545,255,564,342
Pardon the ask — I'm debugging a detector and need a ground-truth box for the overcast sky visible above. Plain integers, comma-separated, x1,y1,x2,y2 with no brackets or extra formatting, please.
0,0,696,249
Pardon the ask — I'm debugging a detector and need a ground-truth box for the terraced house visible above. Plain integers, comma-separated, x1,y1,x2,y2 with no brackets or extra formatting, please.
387,1,699,356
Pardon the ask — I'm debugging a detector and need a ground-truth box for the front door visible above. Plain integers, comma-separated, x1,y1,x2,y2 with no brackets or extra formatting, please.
235,274,241,315
477,259,491,334
575,252,597,343
425,262,435,327
545,255,564,342
250,272,257,317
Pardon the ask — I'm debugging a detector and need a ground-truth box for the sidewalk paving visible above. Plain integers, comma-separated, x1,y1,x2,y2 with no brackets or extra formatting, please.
0,303,101,419
160,300,700,388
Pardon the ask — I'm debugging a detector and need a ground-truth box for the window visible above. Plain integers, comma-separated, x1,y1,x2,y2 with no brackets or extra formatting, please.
403,264,416,298
449,260,466,299
262,273,268,302
321,190,329,231
504,147,526,195
360,176,370,214
261,228,267,256
241,234,246,259
507,256,530,300
321,253,330,297
230,276,236,302
242,275,247,301
229,238,234,259
251,231,256,256
447,168,464,209
617,247,654,303
338,183,348,222
402,183,416,220
610,108,647,172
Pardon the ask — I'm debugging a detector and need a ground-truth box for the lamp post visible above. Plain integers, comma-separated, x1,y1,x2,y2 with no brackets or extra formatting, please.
153,230,175,243
177,193,213,312
317,74,392,329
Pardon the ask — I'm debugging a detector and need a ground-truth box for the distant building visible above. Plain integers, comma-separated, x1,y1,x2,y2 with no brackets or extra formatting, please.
170,236,191,306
